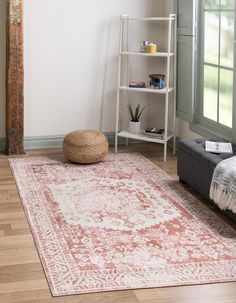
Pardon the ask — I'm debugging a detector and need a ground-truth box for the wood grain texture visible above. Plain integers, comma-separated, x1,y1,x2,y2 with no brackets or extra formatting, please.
0,144,236,303
5,0,24,155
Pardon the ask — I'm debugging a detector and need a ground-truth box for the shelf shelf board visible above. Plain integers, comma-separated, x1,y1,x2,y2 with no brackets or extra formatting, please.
120,86,174,94
120,51,174,57
122,16,176,22
117,131,173,144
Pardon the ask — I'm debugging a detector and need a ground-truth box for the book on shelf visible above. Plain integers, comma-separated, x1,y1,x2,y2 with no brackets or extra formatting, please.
140,128,171,139
144,127,165,134
205,141,233,154
128,81,145,88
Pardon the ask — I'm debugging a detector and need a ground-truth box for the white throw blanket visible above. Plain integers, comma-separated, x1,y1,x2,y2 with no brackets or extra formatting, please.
210,156,236,213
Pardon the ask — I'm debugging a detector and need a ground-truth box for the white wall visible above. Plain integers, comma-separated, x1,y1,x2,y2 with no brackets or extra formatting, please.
24,0,164,137
0,0,6,138
0,0,200,141
152,0,174,15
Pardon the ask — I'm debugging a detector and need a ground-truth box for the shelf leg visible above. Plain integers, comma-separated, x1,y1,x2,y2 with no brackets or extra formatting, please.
173,135,176,155
126,138,129,146
115,134,118,153
164,143,167,162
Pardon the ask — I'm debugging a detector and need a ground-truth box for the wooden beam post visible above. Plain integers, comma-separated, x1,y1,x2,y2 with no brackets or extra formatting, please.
5,0,24,155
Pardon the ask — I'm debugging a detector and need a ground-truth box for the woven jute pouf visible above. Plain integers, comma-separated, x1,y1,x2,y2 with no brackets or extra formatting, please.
63,130,108,164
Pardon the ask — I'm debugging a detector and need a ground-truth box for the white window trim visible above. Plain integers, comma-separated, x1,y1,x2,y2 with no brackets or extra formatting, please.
193,0,236,141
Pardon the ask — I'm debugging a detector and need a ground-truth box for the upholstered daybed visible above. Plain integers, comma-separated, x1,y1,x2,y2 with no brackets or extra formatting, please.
177,138,236,222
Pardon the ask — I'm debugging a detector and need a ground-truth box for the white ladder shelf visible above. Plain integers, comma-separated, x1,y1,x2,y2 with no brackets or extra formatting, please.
115,14,177,162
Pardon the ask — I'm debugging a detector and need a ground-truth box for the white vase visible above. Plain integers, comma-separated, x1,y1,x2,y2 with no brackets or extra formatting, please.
129,121,141,134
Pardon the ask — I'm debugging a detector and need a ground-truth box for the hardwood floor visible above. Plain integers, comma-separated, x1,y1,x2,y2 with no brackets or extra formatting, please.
0,143,235,303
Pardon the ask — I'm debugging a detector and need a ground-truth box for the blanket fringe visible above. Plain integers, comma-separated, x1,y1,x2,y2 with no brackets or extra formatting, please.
210,185,236,213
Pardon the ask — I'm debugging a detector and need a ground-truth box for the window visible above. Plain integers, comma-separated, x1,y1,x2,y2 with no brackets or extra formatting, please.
198,0,235,135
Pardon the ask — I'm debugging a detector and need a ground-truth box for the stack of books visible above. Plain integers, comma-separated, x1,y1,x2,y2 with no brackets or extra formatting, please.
140,128,170,139
129,81,145,88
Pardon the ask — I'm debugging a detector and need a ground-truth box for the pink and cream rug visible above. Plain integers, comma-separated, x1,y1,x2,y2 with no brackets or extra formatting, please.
9,153,236,296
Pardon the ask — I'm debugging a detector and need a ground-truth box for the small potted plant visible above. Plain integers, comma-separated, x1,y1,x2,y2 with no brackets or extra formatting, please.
128,104,145,134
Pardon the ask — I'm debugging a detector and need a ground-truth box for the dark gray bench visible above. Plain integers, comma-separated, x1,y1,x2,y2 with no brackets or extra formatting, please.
177,138,236,222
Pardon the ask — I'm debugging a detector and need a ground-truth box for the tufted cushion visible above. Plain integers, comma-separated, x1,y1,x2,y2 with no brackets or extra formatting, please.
63,130,108,164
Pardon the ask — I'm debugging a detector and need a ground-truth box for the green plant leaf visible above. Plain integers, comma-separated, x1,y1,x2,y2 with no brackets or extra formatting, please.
137,105,145,120
127,104,135,121
127,104,145,122
134,104,140,122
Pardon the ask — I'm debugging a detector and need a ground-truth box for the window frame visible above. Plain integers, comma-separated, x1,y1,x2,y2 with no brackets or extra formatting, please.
194,0,236,140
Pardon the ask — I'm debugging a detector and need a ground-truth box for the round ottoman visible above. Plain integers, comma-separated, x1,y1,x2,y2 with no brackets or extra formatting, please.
63,130,108,164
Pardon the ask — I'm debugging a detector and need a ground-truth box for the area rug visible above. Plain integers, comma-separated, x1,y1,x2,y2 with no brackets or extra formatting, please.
9,153,236,296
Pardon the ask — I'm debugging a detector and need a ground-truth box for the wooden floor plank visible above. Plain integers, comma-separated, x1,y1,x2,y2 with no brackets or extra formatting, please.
0,289,139,303
134,283,236,303
0,279,48,295
0,263,44,283
0,248,39,266
0,234,35,250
